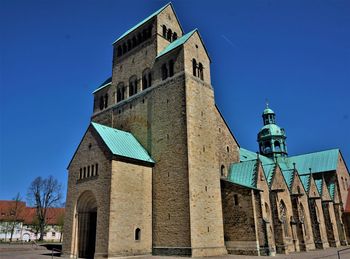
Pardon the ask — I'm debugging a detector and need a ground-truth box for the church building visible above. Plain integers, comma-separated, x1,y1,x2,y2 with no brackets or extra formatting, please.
62,3,350,258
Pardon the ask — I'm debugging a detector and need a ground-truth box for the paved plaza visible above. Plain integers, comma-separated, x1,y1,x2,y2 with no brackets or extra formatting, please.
0,244,350,259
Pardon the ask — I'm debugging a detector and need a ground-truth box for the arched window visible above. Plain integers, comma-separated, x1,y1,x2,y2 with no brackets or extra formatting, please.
279,200,289,236
117,83,125,102
127,39,132,51
117,46,122,57
161,64,168,80
233,194,239,206
167,29,172,41
198,62,204,80
132,37,137,48
147,25,152,38
264,142,271,153
135,228,141,241
99,96,104,110
172,32,178,41
104,94,108,108
220,165,225,177
137,32,142,44
169,60,174,77
122,43,127,54
162,25,167,38
142,29,148,41
142,68,151,90
192,59,197,76
129,76,138,97
274,141,281,152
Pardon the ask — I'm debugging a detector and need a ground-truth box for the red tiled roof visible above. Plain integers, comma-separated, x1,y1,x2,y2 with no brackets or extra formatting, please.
345,187,350,213
0,200,64,225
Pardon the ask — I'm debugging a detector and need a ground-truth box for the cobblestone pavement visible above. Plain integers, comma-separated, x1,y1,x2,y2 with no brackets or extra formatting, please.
0,246,349,259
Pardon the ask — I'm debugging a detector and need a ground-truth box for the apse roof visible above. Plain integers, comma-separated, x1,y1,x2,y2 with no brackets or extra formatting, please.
91,122,154,164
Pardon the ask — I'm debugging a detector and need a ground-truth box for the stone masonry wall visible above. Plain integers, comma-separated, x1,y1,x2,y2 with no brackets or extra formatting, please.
221,181,258,255
108,160,152,256
63,128,112,258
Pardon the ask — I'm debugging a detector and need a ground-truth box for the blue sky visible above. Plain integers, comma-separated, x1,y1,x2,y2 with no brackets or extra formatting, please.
0,0,349,202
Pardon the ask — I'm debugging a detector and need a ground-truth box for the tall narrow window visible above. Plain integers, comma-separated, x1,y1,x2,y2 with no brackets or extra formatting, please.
162,25,167,38
87,166,90,177
95,163,98,175
122,43,127,54
117,46,122,57
83,167,86,178
104,94,108,108
135,228,141,241
142,68,151,90
198,62,204,80
132,37,137,48
79,168,82,179
91,164,95,176
220,165,225,177
99,96,104,110
233,194,239,206
137,32,142,44
127,39,132,51
167,29,172,41
161,64,168,80
192,59,197,76
117,83,125,102
129,76,137,97
169,60,174,77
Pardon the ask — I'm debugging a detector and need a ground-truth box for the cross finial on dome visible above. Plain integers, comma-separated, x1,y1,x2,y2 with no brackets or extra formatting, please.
265,98,269,108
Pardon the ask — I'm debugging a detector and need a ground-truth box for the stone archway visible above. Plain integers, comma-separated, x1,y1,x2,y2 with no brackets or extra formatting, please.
77,191,97,259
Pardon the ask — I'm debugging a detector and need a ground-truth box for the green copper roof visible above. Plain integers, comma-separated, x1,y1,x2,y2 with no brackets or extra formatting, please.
328,181,335,200
263,108,275,115
228,160,257,189
299,174,311,193
288,149,339,175
260,124,285,136
156,29,197,59
112,3,170,44
315,179,323,195
92,77,112,94
91,122,154,163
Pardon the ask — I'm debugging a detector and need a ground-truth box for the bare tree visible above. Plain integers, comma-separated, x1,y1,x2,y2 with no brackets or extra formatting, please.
9,193,24,242
27,176,62,241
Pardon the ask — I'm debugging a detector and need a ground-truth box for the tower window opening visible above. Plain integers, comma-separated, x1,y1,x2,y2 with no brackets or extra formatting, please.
79,168,82,179
87,166,90,177
234,194,239,206
132,36,137,48
142,68,151,89
83,167,86,178
137,32,142,44
220,165,226,177
198,62,204,80
135,228,141,241
122,43,127,54
104,94,108,108
127,39,132,51
99,96,104,110
117,46,122,57
91,164,95,176
95,163,98,175
169,60,174,77
167,29,172,41
129,76,138,97
192,59,197,76
162,25,167,38
274,141,281,152
172,32,178,41
117,83,125,102
161,64,168,80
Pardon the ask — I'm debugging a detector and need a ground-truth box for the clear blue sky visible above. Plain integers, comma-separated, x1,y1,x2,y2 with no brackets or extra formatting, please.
0,0,349,202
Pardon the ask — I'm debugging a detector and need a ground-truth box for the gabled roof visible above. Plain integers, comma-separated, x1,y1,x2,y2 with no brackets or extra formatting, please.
113,3,171,44
228,160,258,189
156,29,197,59
92,77,112,94
91,122,154,164
288,149,339,175
299,174,311,193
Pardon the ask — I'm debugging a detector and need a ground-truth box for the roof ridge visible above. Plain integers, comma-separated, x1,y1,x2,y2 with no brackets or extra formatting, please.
288,148,339,158
113,2,172,44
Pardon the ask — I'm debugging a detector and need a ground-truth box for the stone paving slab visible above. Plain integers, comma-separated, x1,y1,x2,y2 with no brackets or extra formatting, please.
0,246,349,259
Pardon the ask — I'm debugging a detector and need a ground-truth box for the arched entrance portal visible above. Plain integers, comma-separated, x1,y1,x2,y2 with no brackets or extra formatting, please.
77,191,97,259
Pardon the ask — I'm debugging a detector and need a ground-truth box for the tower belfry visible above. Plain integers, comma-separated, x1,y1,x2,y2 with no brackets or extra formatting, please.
257,104,287,159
